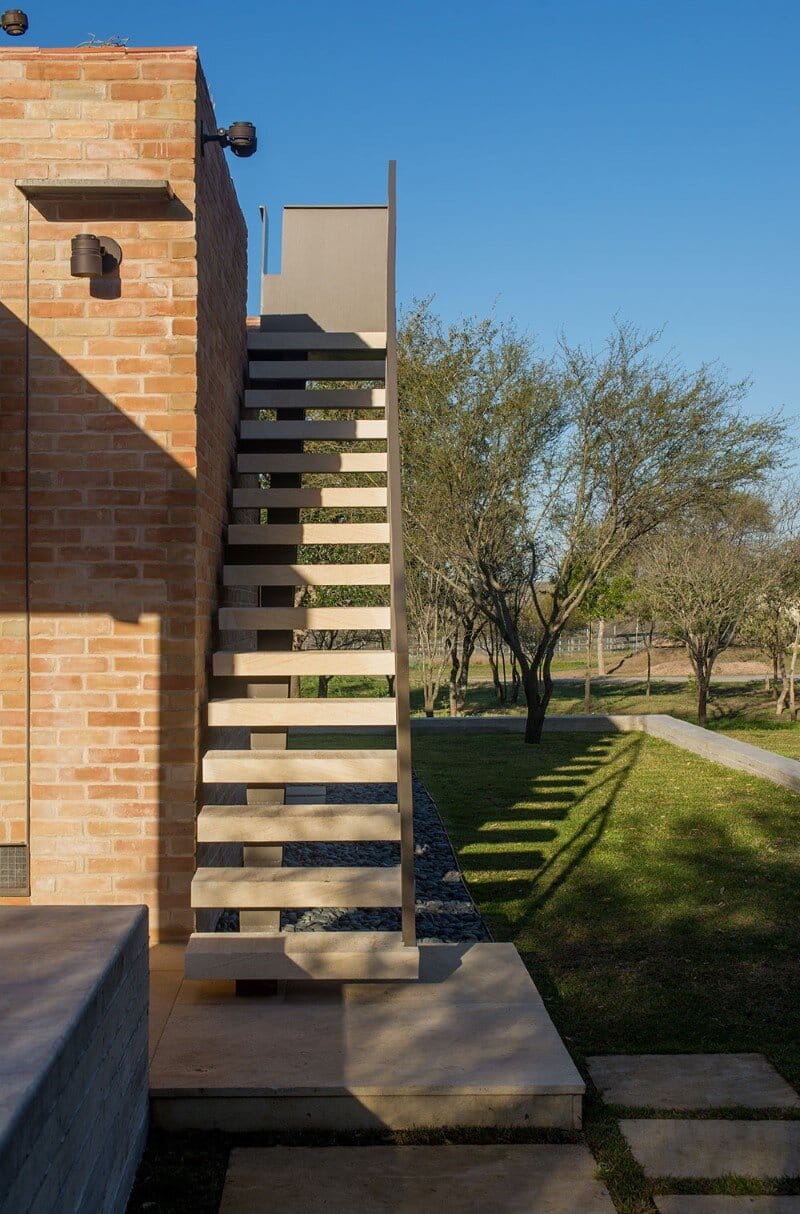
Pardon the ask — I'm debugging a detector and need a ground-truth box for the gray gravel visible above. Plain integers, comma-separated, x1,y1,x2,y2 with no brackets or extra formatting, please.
218,774,489,943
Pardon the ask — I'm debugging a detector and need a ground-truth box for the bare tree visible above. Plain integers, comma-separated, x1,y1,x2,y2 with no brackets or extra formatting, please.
636,500,773,725
400,307,782,742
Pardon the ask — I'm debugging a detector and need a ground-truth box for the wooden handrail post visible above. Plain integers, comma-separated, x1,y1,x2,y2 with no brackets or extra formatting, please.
384,162,416,947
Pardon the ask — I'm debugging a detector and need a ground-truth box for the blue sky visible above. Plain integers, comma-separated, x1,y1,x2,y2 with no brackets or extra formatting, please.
32,0,799,423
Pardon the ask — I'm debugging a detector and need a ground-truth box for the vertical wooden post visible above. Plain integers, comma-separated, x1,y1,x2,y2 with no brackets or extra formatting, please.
384,163,416,947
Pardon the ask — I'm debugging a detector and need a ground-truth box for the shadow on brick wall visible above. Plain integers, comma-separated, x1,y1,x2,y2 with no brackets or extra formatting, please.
0,298,205,939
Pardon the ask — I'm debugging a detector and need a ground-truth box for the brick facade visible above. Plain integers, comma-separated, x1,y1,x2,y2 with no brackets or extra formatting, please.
0,47,247,940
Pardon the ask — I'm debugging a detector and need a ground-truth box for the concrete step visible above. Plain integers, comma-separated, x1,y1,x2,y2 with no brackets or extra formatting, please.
218,563,390,588
231,486,388,510
196,803,401,843
244,388,385,410
240,419,387,442
190,865,402,909
185,931,418,981
212,650,396,677
249,359,384,382
238,452,387,474
247,331,387,353
226,523,390,546
202,748,398,784
215,606,390,630
207,696,395,727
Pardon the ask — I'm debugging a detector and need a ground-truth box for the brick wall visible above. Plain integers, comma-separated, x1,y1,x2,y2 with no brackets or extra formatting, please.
0,47,247,939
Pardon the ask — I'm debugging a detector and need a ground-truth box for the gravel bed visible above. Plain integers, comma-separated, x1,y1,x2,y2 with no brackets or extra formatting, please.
218,774,489,943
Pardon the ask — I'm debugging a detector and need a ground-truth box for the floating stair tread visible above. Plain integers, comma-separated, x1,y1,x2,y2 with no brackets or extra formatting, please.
238,452,387,474
216,605,390,630
220,563,390,587
241,419,387,441
197,804,401,842
191,865,402,908
244,388,385,410
207,696,396,728
212,650,396,676
247,331,387,352
231,486,388,509
227,523,390,546
202,748,398,783
248,359,385,381
185,931,419,981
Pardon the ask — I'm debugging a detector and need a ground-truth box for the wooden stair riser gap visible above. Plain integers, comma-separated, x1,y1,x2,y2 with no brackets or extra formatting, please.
247,331,387,352
248,359,385,381
240,420,388,441
244,389,385,410
219,564,391,588
238,453,387,474
227,524,390,546
231,487,388,509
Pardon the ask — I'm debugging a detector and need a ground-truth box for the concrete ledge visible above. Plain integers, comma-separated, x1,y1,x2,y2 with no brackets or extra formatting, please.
0,906,149,1214
150,942,584,1131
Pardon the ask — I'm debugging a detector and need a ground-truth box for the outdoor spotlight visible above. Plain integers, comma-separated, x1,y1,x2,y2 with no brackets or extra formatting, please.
70,234,123,280
1,8,28,34
201,120,258,158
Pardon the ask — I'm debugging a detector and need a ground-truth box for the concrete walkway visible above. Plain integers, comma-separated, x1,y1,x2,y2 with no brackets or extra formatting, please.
219,1145,616,1213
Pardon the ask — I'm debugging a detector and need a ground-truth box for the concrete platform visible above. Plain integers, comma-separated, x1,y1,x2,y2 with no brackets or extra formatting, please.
587,1054,800,1109
219,1145,615,1213
656,1199,800,1213
149,943,584,1131
620,1119,800,1178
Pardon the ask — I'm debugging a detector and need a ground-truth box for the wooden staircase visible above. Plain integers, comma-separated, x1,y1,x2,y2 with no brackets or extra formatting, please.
186,174,418,982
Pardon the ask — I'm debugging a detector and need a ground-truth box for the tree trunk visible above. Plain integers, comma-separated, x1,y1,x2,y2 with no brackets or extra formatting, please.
645,622,654,701
789,623,800,723
776,648,789,717
583,623,592,713
772,652,780,700
597,618,606,677
386,674,396,697
697,661,710,728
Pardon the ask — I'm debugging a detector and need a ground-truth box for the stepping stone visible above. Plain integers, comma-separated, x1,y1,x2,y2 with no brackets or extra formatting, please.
219,1145,616,1213
588,1055,799,1109
656,1200,800,1212
620,1120,800,1179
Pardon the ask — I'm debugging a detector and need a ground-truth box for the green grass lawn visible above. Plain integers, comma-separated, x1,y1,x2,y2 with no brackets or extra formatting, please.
292,725,800,1208
300,671,800,759
408,729,800,1210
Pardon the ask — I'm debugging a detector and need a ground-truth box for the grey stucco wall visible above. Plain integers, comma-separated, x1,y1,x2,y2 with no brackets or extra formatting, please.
0,905,149,1214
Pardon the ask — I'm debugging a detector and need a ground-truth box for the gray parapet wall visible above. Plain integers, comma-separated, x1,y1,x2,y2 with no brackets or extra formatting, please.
0,905,149,1214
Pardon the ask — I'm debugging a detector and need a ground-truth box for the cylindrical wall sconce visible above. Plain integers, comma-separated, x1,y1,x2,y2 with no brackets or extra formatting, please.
1,9,28,35
70,234,123,279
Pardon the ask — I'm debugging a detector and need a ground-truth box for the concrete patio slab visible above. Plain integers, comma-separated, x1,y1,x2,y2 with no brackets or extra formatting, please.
620,1120,800,1179
219,1144,615,1213
150,943,584,1131
587,1055,800,1109
655,1198,800,1213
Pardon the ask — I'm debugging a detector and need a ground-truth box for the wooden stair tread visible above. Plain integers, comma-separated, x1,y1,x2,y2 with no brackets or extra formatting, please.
185,930,419,981
212,650,396,676
191,865,402,908
231,486,387,509
248,359,385,381
244,388,385,410
197,803,400,842
215,606,390,630
238,452,387,474
219,564,391,587
247,331,387,352
240,419,387,441
207,696,396,727
227,523,389,546
202,748,398,783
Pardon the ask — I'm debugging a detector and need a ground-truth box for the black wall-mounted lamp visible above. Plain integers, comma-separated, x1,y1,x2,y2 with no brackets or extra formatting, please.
70,234,123,279
201,120,258,158
1,8,29,34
